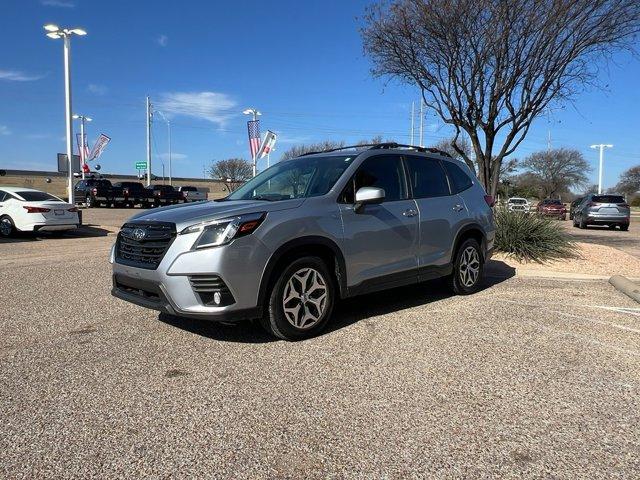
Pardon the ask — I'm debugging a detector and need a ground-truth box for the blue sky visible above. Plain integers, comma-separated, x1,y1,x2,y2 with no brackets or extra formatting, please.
1,0,639,190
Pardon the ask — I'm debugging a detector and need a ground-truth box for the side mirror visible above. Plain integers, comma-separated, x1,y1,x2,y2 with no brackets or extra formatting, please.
354,186,385,213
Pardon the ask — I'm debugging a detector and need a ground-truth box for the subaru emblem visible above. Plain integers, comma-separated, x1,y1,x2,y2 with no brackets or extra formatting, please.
132,228,146,241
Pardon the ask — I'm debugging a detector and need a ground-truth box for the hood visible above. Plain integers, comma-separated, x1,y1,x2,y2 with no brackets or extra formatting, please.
125,198,305,230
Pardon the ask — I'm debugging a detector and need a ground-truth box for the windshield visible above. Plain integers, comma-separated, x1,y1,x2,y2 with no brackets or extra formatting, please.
17,191,60,201
227,155,355,201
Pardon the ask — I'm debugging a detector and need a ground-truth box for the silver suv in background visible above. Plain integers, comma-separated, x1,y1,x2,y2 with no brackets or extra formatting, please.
573,194,630,230
110,143,495,340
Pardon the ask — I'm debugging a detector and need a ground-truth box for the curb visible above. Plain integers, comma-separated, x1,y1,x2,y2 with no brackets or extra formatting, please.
609,275,640,303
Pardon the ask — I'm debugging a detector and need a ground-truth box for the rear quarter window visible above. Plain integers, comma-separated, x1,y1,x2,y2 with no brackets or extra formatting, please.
442,161,473,193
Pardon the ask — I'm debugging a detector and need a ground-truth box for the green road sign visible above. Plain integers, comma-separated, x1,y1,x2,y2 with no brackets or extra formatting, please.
135,161,147,170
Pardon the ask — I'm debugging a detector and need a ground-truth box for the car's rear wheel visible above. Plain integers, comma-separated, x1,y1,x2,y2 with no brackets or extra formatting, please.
621,224,629,231
579,214,587,229
608,224,617,230
448,238,484,295
262,256,335,340
0,215,15,238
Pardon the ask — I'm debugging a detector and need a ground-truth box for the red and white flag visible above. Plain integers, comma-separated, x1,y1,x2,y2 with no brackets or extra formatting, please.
258,130,277,159
247,120,261,160
88,133,111,161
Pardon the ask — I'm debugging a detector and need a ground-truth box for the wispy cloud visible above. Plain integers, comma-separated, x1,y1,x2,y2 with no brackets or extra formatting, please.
156,34,169,47
156,91,237,126
41,0,75,7
87,83,108,95
24,133,52,140
158,152,187,161
0,69,44,82
275,131,311,145
0,125,12,136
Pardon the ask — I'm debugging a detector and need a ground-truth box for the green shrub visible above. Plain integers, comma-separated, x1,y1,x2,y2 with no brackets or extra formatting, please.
494,210,576,263
630,196,640,207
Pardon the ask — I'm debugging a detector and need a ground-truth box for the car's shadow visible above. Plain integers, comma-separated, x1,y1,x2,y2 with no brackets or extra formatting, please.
158,260,516,343
0,224,112,243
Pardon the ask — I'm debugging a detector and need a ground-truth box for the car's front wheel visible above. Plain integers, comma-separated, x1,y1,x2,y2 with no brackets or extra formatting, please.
262,256,335,340
0,215,15,238
448,238,484,295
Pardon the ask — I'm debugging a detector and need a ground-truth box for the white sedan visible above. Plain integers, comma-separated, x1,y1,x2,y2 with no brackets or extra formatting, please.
0,187,80,237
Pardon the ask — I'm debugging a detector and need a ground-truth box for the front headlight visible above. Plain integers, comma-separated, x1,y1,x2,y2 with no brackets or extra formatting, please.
180,212,266,249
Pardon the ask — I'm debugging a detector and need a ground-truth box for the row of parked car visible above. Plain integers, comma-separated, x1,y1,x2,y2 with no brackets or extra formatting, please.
505,194,631,230
73,179,206,208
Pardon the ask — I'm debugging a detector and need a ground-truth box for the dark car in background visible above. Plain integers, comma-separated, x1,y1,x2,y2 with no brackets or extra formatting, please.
113,181,154,208
147,184,184,206
74,179,123,207
569,196,584,220
572,194,630,230
536,199,567,220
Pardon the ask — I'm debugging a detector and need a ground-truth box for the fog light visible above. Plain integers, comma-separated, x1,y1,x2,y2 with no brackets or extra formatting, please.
213,291,222,305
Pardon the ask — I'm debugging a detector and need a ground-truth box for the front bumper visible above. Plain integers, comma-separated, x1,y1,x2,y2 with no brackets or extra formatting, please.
110,232,272,322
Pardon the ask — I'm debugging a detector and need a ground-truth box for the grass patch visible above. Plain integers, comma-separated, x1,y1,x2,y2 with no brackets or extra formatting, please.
494,210,576,263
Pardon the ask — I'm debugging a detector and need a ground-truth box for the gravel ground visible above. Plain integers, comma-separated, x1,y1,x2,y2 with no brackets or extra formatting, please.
1,210,640,478
563,220,640,259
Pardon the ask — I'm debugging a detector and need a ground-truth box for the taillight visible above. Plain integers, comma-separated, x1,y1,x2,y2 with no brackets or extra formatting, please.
92,187,97,195
23,206,51,213
484,195,495,207
68,207,78,212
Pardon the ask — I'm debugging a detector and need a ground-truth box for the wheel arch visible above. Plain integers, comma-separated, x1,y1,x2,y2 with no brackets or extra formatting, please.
451,223,487,262
257,236,348,315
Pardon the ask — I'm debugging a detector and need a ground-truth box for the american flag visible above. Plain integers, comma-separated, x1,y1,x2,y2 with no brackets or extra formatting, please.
247,120,261,160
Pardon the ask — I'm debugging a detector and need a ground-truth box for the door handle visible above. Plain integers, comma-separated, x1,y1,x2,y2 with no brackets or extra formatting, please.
453,204,464,212
403,209,418,217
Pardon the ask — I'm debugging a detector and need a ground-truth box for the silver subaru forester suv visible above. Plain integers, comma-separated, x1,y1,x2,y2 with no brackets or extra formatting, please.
111,144,495,340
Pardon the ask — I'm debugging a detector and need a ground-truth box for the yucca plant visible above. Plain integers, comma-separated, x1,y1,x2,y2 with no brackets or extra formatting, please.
494,210,576,263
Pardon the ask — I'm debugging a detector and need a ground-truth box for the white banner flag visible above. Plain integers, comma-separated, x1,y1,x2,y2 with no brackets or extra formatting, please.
258,130,277,159
88,133,111,161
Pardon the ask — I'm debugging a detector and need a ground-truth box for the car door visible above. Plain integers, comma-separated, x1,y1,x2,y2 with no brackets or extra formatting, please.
339,154,419,292
405,156,465,274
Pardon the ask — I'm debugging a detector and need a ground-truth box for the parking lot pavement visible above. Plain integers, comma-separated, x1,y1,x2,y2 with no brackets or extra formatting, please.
2,210,640,478
563,219,640,258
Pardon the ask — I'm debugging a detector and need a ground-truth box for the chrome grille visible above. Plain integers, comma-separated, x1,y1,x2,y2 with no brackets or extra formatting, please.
115,222,176,270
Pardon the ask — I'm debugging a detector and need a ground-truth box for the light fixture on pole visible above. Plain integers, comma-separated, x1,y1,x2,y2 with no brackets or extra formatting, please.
72,114,92,180
590,144,613,194
44,24,87,204
243,108,262,177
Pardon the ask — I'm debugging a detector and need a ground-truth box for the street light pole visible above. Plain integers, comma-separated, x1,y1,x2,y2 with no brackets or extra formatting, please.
44,24,86,203
590,144,613,194
146,96,152,186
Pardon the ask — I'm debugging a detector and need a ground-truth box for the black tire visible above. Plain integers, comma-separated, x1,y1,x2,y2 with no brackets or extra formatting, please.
608,224,617,230
578,214,587,229
621,224,629,231
261,256,335,341
561,214,566,221
448,238,484,295
0,215,15,238
572,215,579,228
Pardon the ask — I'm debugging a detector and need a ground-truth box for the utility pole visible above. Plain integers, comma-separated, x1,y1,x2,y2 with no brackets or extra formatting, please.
146,96,152,186
156,110,172,185
410,101,415,145
546,110,551,151
73,114,92,180
419,99,424,147
590,144,613,194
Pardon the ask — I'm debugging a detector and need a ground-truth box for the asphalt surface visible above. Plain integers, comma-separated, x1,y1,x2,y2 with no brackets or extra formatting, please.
563,217,640,258
1,209,640,478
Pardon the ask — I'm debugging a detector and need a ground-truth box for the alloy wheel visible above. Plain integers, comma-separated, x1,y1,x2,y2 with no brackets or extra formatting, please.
282,267,328,329
459,246,480,288
0,218,12,237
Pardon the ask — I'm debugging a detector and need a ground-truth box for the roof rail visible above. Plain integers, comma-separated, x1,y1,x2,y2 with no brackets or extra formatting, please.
299,142,452,158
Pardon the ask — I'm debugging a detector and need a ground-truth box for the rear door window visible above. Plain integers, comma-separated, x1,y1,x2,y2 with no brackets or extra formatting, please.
442,161,473,193
405,156,450,198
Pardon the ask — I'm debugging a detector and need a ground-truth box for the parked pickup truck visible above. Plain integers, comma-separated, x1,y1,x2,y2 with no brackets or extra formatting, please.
147,184,184,206
113,181,154,208
74,179,124,207
177,185,207,202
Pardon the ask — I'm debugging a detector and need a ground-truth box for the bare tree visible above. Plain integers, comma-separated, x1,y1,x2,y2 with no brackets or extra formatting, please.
614,165,640,195
361,0,640,195
431,136,472,162
280,140,346,160
209,158,252,192
520,148,590,198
